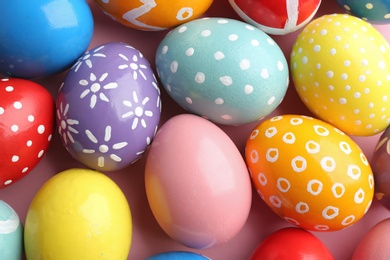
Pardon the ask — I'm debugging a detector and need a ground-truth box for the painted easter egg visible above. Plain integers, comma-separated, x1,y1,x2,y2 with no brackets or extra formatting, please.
336,0,390,23
250,227,333,260
145,114,252,249
245,115,374,231
56,42,161,171
156,18,289,125
352,218,390,259
0,201,23,260
24,168,132,260
94,0,213,31
0,78,54,189
371,125,390,209
0,0,93,79
146,251,211,260
229,0,322,35
291,14,390,136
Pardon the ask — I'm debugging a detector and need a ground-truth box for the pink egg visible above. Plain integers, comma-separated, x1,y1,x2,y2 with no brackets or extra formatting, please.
145,114,252,249
352,218,390,259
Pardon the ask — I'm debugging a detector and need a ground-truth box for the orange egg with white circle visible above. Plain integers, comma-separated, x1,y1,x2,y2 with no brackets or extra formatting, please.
245,115,374,231
94,0,213,31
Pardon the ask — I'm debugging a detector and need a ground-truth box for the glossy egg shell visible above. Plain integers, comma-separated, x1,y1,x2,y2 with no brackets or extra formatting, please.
0,0,93,79
245,115,374,231
0,200,23,260
24,168,132,260
336,0,390,23
0,78,54,189
371,125,390,209
291,14,390,136
352,218,390,259
156,18,289,125
145,114,252,249
250,227,333,260
229,0,322,35
56,42,161,171
94,0,213,31
146,251,211,260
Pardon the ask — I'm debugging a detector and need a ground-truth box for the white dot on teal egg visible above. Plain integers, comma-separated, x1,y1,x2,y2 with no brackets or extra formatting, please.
240,59,250,70
215,98,224,105
245,25,255,30
260,69,269,79
178,26,187,33
277,61,284,71
186,48,194,56
185,97,193,104
267,38,275,45
195,72,205,83
217,19,228,24
214,51,225,60
228,34,238,41
244,84,253,94
251,39,259,47
170,61,178,73
268,96,275,105
162,45,168,54
201,30,211,37
221,114,232,120
220,76,233,86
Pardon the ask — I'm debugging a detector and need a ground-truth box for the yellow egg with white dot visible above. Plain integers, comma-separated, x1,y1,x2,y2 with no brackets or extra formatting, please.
291,13,390,136
245,115,374,231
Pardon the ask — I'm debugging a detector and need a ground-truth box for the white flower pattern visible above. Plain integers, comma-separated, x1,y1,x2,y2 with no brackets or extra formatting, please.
82,125,128,168
118,53,148,80
122,91,154,130
79,72,118,109
72,45,106,72
57,102,79,145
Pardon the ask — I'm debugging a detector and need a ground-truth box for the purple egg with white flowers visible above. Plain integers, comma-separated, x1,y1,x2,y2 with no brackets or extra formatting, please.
56,42,161,171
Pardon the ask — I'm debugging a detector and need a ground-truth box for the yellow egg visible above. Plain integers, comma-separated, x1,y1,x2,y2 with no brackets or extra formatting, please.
24,168,132,260
291,14,390,136
245,115,374,231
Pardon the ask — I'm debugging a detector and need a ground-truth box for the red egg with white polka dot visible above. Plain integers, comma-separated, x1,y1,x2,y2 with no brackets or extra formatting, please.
245,115,374,231
228,0,322,35
0,78,54,189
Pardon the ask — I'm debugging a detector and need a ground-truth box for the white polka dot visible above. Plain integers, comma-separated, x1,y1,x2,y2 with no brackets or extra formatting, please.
266,148,279,162
260,69,269,79
228,34,238,41
38,150,44,158
344,60,351,66
322,206,339,220
326,71,334,78
332,183,345,198
27,140,32,147
307,179,323,195
330,48,336,55
220,76,232,86
291,156,307,172
13,101,22,109
194,72,205,83
22,167,28,173
359,75,366,82
277,61,284,71
38,125,45,134
0,107,4,114
239,59,250,70
28,115,34,122
4,180,12,185
170,61,178,73
314,45,321,52
218,19,228,24
185,48,194,56
267,38,275,45
215,98,224,105
277,178,290,192
244,84,253,94
11,155,19,162
321,156,336,172
347,164,361,180
161,45,168,54
221,114,232,120
11,125,18,132
302,56,308,64
379,61,386,69
341,73,348,80
185,97,192,104
362,59,368,66
295,202,309,214
178,26,187,33
267,96,275,105
5,86,13,92
214,51,225,60
339,98,347,104
201,30,211,37
245,24,254,30
251,39,259,46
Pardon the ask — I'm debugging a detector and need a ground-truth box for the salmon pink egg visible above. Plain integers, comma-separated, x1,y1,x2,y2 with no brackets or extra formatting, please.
291,14,390,136
145,114,252,249
245,115,374,231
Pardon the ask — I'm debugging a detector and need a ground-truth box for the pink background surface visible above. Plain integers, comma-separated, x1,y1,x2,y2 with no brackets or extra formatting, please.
1,0,390,259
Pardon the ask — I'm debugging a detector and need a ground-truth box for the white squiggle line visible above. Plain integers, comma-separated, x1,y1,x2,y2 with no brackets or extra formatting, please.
122,0,166,30
0,209,19,234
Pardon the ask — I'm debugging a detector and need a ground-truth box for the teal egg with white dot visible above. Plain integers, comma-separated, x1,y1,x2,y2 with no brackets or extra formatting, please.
156,18,289,125
0,200,23,260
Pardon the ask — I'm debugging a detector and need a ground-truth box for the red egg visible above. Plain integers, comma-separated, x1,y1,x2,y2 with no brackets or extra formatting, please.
228,0,322,35
250,227,334,260
0,78,54,188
